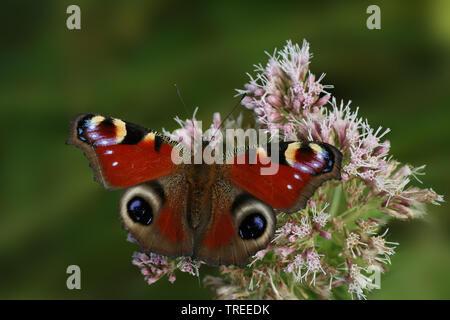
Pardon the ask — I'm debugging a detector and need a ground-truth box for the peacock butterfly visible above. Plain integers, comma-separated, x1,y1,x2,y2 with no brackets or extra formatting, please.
67,113,342,266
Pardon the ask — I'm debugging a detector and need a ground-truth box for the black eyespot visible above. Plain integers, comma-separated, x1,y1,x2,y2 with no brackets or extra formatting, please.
239,213,267,240
127,196,153,225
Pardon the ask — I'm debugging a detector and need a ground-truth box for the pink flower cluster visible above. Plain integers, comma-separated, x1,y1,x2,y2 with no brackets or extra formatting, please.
236,40,332,140
127,40,443,300
128,235,202,285
132,252,175,285
204,40,443,300
163,107,223,149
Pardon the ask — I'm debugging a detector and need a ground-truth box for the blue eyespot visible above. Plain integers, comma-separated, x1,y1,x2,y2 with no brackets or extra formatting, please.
239,213,266,240
127,196,153,225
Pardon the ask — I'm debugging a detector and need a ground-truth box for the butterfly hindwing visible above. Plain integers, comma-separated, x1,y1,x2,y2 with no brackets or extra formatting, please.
194,179,276,266
119,175,194,258
67,114,176,189
117,164,276,266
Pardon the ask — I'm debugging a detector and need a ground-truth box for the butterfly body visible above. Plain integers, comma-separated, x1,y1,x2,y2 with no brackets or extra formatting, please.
68,113,342,266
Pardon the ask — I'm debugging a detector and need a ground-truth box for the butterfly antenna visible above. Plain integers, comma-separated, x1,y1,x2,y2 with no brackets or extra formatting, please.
174,83,190,117
174,83,201,145
212,93,247,140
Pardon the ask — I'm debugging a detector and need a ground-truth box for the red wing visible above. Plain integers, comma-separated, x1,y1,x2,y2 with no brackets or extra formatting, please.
195,182,276,266
67,114,176,189
156,201,187,244
200,204,235,250
226,142,342,213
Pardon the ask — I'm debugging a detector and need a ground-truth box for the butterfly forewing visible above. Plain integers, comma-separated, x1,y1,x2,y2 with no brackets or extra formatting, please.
67,113,176,189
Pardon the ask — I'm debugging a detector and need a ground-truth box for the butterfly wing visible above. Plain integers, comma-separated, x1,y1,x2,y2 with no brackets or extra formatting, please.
194,179,276,266
119,175,194,258
67,114,177,189
69,114,194,256
192,141,341,266
226,141,342,213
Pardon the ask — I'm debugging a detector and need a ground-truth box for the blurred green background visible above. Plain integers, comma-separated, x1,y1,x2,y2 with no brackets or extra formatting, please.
0,0,449,299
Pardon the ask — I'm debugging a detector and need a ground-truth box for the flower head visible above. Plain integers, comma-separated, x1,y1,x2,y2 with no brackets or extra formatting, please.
205,40,442,300
236,40,332,140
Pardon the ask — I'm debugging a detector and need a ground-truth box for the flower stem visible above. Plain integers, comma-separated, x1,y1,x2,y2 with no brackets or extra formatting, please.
329,184,342,217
